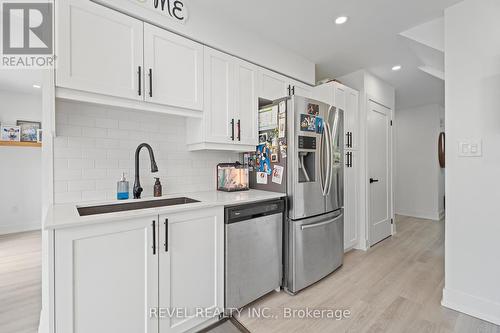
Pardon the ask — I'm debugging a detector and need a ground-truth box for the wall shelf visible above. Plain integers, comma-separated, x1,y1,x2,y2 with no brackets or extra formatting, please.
0,141,42,148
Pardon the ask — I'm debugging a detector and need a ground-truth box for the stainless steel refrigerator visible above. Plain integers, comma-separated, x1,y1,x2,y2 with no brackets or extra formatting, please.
250,95,344,295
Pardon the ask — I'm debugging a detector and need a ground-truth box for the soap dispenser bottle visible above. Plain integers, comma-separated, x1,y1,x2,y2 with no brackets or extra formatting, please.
117,173,129,200
154,178,162,197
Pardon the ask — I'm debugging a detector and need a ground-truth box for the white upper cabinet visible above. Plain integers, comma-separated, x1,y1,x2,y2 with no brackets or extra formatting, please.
291,80,313,98
311,81,335,105
188,47,258,151
56,0,144,100
203,47,235,144
55,216,158,333
259,70,289,101
144,23,204,111
235,59,259,146
345,87,360,150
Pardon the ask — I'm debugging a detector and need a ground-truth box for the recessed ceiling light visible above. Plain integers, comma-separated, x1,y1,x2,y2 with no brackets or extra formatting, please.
335,16,348,25
33,84,41,89
392,65,402,71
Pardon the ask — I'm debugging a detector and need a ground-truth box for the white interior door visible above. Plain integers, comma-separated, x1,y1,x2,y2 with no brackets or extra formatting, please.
367,100,392,246
144,23,204,110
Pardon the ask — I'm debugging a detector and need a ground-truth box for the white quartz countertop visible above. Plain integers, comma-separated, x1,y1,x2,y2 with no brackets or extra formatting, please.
44,190,286,230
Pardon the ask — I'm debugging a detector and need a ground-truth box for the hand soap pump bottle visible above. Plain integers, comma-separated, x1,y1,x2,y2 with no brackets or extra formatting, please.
154,177,162,197
117,173,129,200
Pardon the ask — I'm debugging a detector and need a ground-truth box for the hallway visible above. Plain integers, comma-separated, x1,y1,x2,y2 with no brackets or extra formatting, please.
237,216,500,333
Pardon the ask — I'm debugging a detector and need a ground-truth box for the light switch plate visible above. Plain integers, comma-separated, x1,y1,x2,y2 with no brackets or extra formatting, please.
458,140,482,157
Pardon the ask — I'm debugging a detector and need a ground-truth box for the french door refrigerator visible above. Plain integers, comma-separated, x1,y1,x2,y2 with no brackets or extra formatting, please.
250,95,344,295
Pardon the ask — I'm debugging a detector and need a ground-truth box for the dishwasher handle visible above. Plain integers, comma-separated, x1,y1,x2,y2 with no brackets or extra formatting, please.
225,199,285,224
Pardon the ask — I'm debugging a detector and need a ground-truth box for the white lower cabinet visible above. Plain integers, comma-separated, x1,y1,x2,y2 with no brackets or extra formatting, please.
54,207,224,333
344,150,359,251
55,216,159,333
159,208,224,333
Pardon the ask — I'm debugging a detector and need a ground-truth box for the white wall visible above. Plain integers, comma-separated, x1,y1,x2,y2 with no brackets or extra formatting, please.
443,0,500,324
95,0,315,85
53,101,238,204
0,90,42,234
394,104,444,220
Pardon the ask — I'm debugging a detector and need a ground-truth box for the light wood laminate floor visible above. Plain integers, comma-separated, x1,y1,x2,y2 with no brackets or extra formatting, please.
0,231,41,333
237,216,500,333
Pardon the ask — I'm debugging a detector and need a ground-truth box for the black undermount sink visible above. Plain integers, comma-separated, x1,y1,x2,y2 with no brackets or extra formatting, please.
77,197,200,216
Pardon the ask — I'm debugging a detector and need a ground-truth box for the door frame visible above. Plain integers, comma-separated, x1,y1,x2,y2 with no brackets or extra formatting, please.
364,96,394,248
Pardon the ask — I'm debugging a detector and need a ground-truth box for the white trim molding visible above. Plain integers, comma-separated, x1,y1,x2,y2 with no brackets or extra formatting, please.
0,222,41,235
442,288,500,325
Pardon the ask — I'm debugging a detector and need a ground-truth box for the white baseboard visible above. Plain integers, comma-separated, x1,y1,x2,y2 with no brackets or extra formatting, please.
0,222,41,235
442,288,500,325
395,210,441,221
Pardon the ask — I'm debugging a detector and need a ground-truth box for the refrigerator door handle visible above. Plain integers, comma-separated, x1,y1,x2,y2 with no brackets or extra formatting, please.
326,109,340,196
323,121,332,197
300,213,343,230
319,125,326,194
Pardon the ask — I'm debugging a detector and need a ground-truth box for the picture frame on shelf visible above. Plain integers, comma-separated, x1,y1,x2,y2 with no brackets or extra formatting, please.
16,120,42,142
1,125,21,142
37,129,43,143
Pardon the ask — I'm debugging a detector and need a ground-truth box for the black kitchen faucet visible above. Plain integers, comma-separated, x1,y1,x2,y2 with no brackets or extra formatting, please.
133,143,158,199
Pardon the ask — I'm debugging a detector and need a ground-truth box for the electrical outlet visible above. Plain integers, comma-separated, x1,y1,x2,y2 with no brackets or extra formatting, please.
458,140,482,157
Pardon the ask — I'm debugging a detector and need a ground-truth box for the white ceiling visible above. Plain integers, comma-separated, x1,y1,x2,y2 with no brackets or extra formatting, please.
193,0,462,110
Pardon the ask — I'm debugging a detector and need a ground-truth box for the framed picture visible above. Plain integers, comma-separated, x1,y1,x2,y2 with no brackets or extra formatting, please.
17,120,42,142
1,125,21,142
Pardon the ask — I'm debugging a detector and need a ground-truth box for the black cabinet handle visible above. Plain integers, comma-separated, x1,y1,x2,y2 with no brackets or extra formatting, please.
350,132,353,147
237,119,241,141
346,152,352,168
138,66,142,96
230,119,235,141
287,85,291,96
291,86,295,95
152,220,156,255
164,219,168,252
148,68,153,97
370,178,379,184
346,133,350,148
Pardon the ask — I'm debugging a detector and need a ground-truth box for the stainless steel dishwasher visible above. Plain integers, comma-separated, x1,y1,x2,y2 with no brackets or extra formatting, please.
225,199,285,310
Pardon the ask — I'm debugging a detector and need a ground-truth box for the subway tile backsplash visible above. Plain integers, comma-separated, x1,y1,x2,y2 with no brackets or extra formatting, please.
54,100,239,204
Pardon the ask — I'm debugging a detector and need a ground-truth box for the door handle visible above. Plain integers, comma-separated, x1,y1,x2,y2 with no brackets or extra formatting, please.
138,66,142,96
230,119,235,141
237,119,241,141
301,213,343,230
148,68,153,97
370,178,379,184
152,220,156,255
164,219,168,252
346,152,352,168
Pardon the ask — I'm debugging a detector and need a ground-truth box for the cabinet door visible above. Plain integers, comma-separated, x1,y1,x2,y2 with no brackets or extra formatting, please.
344,150,359,250
56,0,143,100
345,88,360,150
311,82,335,105
159,207,224,333
235,59,259,146
144,23,204,111
55,217,159,333
291,81,313,98
335,83,347,112
259,70,289,101
203,47,236,144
